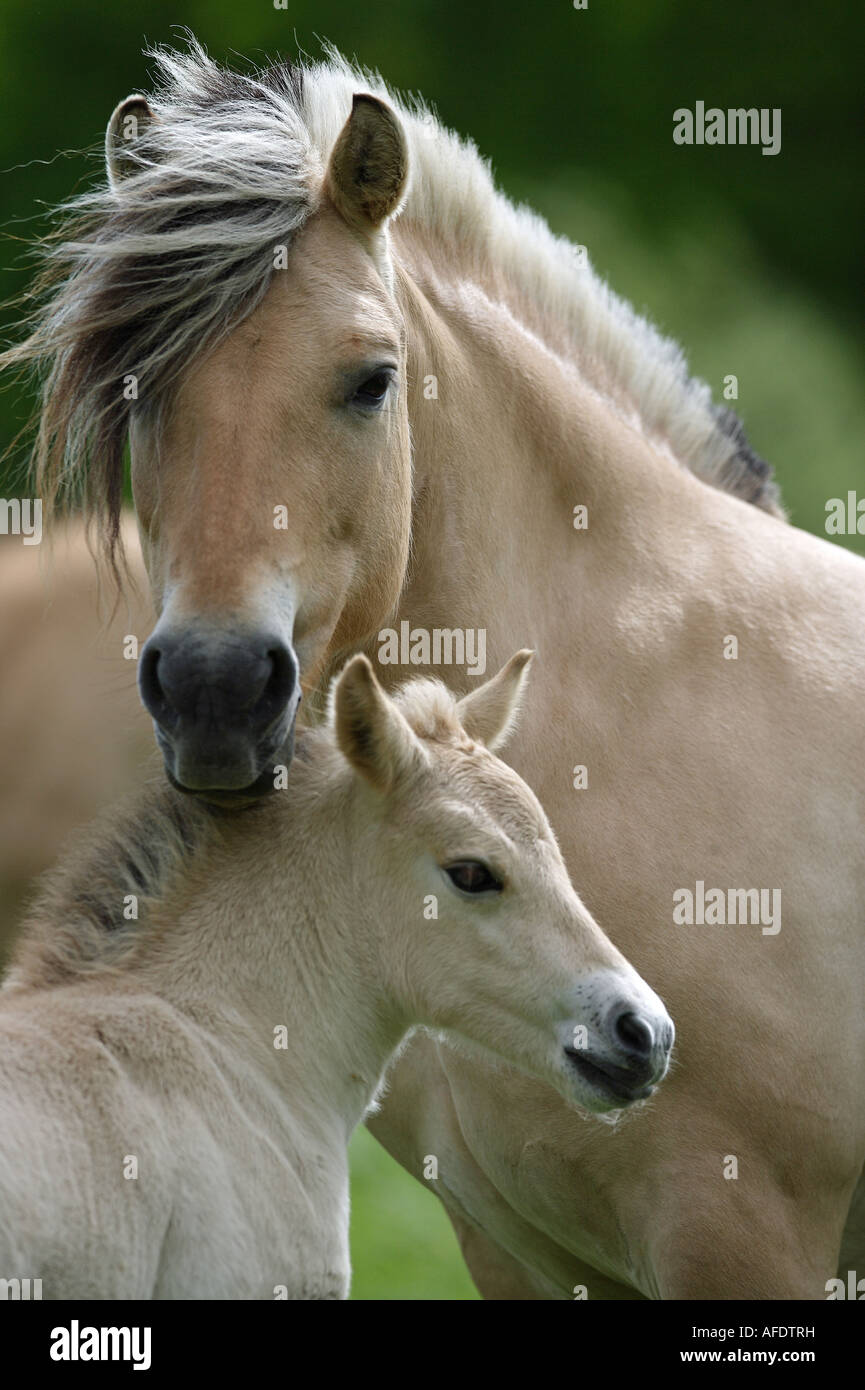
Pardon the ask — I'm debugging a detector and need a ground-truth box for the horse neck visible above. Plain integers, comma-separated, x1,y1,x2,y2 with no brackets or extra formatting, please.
132,762,410,1141
393,238,688,659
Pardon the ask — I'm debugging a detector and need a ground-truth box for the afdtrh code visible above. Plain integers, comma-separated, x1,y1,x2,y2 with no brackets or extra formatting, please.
692,1326,815,1341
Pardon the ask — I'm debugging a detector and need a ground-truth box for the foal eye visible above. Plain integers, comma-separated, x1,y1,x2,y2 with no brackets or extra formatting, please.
352,369,394,409
444,861,503,895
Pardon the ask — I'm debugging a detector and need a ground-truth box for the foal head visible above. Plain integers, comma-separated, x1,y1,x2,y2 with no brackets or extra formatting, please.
127,86,413,798
332,651,674,1113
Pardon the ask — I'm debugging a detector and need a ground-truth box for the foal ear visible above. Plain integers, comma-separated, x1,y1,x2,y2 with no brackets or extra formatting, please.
456,650,534,751
335,655,426,793
105,95,155,189
325,93,408,230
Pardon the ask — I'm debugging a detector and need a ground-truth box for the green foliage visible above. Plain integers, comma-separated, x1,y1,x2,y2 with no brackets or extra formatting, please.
529,171,865,554
348,1127,479,1300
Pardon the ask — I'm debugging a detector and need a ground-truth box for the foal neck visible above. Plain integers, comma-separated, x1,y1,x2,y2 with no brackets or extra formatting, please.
136,752,410,1138
9,735,410,1142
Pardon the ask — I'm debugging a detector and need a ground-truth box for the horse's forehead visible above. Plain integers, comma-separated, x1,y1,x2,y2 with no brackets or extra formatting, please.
195,223,401,384
426,750,550,849
271,208,399,325
178,235,401,417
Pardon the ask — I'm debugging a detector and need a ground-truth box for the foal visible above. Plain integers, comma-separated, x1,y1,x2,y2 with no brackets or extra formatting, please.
0,653,673,1299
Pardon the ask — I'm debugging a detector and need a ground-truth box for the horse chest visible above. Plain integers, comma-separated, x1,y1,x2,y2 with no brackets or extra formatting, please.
157,1110,351,1299
161,1183,350,1299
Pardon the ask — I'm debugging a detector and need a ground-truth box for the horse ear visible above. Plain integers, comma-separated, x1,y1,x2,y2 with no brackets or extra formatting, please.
456,650,534,751
335,655,426,792
105,95,155,190
325,93,408,230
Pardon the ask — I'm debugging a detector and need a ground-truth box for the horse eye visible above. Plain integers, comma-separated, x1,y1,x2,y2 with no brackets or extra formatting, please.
352,369,394,408
444,861,503,895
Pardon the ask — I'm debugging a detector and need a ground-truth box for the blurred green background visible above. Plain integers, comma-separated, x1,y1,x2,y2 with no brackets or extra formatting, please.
0,0,861,1298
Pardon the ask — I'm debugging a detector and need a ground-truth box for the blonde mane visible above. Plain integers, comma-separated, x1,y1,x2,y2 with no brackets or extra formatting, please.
0,34,781,569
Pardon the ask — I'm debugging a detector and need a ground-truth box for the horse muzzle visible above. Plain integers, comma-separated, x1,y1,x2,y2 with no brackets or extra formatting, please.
138,623,301,800
563,995,675,1107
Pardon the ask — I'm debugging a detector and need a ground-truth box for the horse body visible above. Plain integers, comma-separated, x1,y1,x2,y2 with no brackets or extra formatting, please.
356,223,865,1297
4,40,862,1297
0,655,672,1298
0,983,350,1298
0,518,151,954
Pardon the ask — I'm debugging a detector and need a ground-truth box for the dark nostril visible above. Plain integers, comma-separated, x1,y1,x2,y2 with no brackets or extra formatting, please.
138,629,299,739
138,644,171,722
615,1010,654,1058
253,644,298,721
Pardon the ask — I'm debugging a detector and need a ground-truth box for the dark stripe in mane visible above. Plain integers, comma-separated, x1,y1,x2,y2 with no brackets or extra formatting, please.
712,405,781,512
8,782,216,989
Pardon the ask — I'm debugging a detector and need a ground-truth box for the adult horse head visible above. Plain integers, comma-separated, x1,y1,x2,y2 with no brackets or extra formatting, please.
3,48,419,801
120,82,415,798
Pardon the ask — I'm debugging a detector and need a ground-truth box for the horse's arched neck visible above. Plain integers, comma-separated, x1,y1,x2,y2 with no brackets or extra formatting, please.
392,246,682,669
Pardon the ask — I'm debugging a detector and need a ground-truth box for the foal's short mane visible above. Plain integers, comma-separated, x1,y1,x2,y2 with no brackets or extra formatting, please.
6,679,470,993
5,780,216,991
1,35,782,573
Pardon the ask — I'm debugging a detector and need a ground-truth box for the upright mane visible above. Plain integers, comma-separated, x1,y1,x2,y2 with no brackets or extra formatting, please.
4,673,469,994
4,780,216,992
1,35,782,571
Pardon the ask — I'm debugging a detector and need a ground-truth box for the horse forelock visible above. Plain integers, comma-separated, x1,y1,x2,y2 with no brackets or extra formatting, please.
1,33,784,578
1,39,318,575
